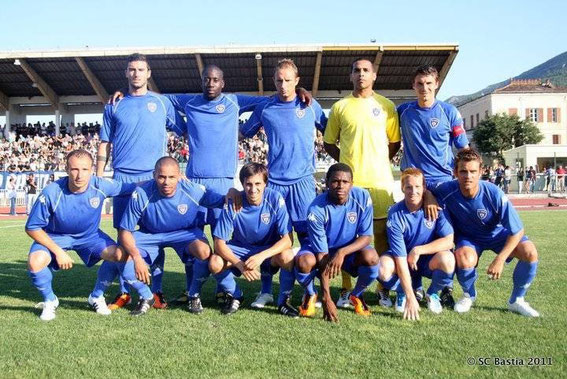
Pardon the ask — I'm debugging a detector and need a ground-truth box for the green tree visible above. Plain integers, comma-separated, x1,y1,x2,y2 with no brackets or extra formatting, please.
473,113,543,159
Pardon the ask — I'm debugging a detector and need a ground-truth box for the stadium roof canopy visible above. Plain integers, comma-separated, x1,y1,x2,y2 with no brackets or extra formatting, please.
0,43,458,111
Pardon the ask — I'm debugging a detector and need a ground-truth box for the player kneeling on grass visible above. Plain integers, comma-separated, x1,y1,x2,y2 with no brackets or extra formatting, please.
118,157,234,316
377,168,455,320
25,149,135,321
295,163,378,322
431,148,540,317
209,163,298,317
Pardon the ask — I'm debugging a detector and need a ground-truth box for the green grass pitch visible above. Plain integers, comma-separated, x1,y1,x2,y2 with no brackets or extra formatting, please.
0,211,564,378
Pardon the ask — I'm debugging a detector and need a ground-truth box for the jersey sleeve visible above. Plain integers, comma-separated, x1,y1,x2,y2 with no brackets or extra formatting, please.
448,106,468,149
235,94,269,113
239,104,264,138
25,190,53,231
100,104,114,142
497,190,523,235
212,204,234,241
396,102,409,116
323,103,341,144
274,194,292,236
311,100,328,132
307,205,329,254
429,181,450,207
199,188,226,209
165,94,196,113
386,212,407,258
96,177,136,197
357,191,374,237
386,102,401,144
162,95,185,136
434,210,454,238
119,189,144,231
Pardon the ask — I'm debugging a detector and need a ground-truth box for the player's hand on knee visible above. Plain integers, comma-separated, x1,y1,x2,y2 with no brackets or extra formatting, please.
487,256,505,280
322,297,339,323
325,253,344,279
407,248,421,271
243,268,260,281
134,257,151,284
403,297,420,321
56,250,74,270
244,255,263,271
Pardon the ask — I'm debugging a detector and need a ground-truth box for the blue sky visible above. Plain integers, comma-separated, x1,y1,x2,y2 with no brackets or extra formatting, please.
0,0,565,99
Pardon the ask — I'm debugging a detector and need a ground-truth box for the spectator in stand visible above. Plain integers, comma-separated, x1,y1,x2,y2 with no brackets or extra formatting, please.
503,166,512,194
494,164,504,188
25,173,38,215
517,167,524,194
7,176,17,215
546,166,556,193
557,165,566,192
526,166,537,193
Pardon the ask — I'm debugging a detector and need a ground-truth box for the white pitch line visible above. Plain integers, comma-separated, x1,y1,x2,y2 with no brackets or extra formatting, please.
0,223,25,229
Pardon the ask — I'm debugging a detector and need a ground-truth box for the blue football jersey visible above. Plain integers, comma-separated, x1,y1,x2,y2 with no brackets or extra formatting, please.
240,97,327,184
213,187,292,247
397,100,468,184
432,180,523,244
167,93,266,179
26,176,135,239
307,186,373,253
386,201,453,258
100,91,183,175
120,179,224,233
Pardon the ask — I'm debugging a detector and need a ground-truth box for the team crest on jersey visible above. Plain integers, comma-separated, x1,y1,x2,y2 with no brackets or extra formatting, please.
424,219,434,229
261,212,271,224
147,102,157,113
372,108,381,117
386,220,393,229
39,194,46,204
131,191,138,200
178,204,188,215
347,211,357,224
296,108,306,119
279,197,286,208
430,118,440,128
308,213,317,222
89,197,100,208
216,104,226,113
477,209,488,220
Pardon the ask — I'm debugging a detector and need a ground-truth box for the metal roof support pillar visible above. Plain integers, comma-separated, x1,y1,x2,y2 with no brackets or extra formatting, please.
312,52,322,97
255,54,263,95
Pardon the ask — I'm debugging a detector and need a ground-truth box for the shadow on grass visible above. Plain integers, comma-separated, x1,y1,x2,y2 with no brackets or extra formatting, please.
1,260,398,319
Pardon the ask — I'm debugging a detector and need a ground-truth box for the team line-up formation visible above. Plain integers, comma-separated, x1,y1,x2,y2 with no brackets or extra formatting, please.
25,54,539,322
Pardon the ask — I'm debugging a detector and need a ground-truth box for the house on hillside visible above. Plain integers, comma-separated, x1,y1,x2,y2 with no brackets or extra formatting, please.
457,79,567,170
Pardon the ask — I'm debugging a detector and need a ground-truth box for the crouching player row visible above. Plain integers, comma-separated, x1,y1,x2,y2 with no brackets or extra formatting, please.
379,149,540,320
25,150,135,321
431,148,539,317
296,163,379,322
117,156,235,316
378,168,455,321
209,163,298,317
